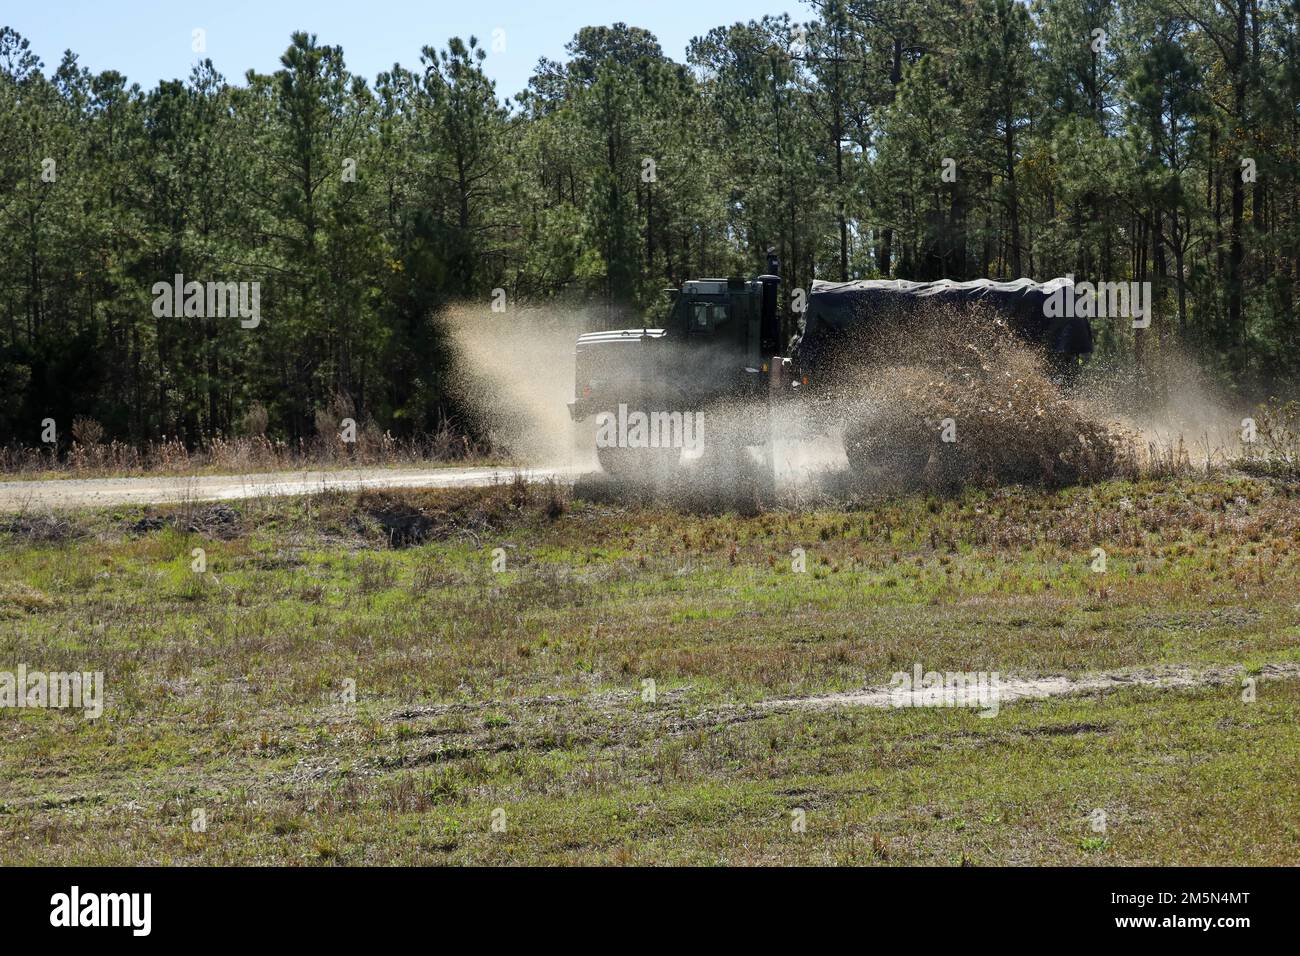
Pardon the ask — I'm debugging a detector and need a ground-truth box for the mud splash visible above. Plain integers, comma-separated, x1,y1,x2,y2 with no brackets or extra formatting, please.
825,303,1126,492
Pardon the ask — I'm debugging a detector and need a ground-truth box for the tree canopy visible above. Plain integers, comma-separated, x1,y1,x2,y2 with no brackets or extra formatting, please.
2,2,1298,448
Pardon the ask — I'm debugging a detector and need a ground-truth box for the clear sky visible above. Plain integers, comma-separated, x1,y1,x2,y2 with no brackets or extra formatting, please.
6,0,808,101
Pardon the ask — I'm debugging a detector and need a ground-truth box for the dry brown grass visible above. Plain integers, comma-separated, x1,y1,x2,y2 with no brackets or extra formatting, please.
1243,399,1300,474
0,419,492,479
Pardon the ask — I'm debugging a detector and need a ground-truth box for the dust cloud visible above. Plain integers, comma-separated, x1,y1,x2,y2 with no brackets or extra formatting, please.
442,302,593,468
1075,347,1249,471
442,297,1284,507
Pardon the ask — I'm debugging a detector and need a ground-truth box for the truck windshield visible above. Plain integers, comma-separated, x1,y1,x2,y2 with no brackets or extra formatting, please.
690,301,729,331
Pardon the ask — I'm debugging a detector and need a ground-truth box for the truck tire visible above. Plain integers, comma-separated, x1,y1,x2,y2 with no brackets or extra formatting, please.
596,444,683,476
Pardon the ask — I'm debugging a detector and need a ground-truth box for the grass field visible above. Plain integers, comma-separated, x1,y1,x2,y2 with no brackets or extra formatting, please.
1,474,1298,864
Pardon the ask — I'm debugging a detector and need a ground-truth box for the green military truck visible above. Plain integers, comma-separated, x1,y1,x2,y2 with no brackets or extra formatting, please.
568,264,1093,477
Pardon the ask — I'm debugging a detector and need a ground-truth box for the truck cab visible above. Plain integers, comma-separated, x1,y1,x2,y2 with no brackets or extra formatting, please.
567,273,782,474
568,275,781,425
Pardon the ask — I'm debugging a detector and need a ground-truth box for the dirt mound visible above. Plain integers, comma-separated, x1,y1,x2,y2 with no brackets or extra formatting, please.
836,304,1126,492
1,512,83,542
348,480,567,548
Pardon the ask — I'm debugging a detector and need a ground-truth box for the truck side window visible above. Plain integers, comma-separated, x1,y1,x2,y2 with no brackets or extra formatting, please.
691,302,728,331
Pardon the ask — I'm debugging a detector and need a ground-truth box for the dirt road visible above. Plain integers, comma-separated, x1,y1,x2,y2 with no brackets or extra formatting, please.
0,464,583,512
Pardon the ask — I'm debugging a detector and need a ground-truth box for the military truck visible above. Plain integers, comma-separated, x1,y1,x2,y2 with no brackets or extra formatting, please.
567,272,783,474
568,265,1093,477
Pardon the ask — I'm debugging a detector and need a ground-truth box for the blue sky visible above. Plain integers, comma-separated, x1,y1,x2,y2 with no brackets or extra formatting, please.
7,0,807,101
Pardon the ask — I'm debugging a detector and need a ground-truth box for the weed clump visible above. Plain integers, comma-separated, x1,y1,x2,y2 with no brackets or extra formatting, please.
347,480,572,548
0,512,82,542
1240,399,1300,477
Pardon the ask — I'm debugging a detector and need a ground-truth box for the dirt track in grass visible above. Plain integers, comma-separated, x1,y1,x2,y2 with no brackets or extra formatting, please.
757,660,1300,712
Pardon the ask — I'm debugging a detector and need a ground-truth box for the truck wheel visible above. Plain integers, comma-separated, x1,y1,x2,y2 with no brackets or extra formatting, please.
596,445,683,476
